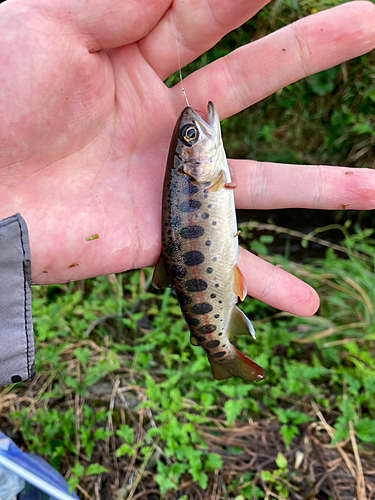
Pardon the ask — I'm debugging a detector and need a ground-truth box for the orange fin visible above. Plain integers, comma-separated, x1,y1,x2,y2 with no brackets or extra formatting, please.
228,306,256,340
208,346,265,383
224,162,237,189
207,171,224,192
151,254,171,289
233,265,247,301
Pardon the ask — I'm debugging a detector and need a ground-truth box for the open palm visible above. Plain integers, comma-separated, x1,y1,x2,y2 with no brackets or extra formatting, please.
0,0,374,317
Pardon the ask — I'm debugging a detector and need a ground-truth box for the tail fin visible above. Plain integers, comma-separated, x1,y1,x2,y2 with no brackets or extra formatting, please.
208,346,266,383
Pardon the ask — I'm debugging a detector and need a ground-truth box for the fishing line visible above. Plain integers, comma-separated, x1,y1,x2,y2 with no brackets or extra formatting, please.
173,11,189,107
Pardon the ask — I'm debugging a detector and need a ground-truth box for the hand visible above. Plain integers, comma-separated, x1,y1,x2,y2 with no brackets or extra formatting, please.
0,0,374,317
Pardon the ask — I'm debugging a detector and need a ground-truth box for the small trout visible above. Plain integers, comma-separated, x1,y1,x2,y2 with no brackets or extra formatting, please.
152,102,265,383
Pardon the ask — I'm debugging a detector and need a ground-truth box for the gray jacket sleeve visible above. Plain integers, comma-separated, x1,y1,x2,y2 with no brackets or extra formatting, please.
0,214,34,385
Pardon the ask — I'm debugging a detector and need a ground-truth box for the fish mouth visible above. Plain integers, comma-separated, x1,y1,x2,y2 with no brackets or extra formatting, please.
181,101,219,138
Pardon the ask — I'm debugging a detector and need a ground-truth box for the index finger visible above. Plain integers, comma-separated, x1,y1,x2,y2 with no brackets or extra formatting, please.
172,1,375,118
138,0,270,80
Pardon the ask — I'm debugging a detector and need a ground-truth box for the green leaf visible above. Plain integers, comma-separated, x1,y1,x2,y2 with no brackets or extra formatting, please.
73,347,90,365
116,424,135,444
116,443,135,457
71,462,84,477
308,67,338,96
356,418,375,443
280,424,299,449
205,453,223,471
86,464,109,476
224,399,243,425
275,452,288,469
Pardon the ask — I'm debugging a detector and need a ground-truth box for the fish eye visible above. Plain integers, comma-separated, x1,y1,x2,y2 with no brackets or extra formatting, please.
181,124,199,144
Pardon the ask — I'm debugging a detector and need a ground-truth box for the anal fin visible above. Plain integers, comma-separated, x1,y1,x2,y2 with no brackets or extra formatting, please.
228,306,256,340
208,346,265,383
151,254,171,289
233,265,247,301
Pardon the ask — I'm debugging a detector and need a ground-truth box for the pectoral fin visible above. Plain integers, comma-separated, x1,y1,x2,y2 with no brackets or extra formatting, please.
224,162,237,189
151,254,171,289
228,305,256,340
207,171,224,192
190,335,200,346
233,265,247,301
208,347,265,383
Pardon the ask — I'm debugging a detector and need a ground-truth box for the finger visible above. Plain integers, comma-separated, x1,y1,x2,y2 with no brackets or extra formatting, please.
238,247,319,317
138,0,271,80
231,161,375,210
173,1,375,116
23,0,171,51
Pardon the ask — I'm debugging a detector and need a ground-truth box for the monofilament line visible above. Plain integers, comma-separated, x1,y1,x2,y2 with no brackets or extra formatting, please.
174,15,189,107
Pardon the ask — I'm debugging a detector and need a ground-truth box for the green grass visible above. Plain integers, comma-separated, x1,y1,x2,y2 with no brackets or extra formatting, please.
2,1,375,498
4,228,375,499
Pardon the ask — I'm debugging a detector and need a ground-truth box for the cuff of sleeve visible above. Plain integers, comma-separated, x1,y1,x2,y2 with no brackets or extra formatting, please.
0,214,35,385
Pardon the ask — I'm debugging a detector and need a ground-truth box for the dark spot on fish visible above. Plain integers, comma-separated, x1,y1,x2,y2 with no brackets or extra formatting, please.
208,204,212,208
191,303,213,315
218,332,223,336
206,267,213,274
195,336,206,342
210,293,216,299
170,216,181,228
213,351,226,359
212,221,217,226
185,279,208,292
198,324,217,335
183,250,205,266
167,241,181,255
195,161,201,166
167,229,172,235
205,240,211,246
178,294,192,306
186,317,200,326
218,300,222,304
215,284,219,288
212,257,217,262
201,213,209,219
164,223,168,227
206,340,220,349
204,182,210,186
170,265,187,280
182,184,199,195
179,200,202,212
180,226,204,239
203,189,208,194
204,195,208,198
214,314,220,318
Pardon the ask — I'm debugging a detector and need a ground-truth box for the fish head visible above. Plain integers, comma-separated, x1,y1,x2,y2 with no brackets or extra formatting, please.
176,101,228,184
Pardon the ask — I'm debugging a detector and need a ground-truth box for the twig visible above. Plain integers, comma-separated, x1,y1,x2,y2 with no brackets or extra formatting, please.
311,402,357,478
349,421,367,500
124,439,159,500
76,484,95,500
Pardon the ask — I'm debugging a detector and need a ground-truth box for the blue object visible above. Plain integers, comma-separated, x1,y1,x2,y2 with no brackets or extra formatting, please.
0,432,79,500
